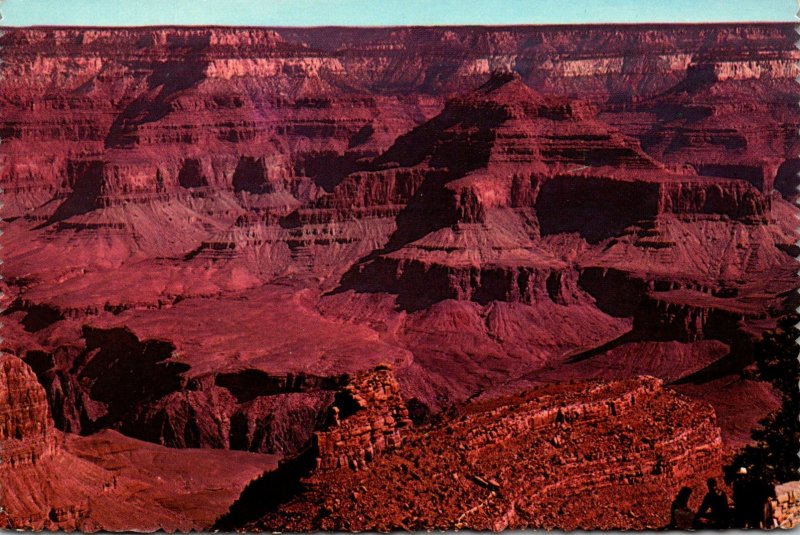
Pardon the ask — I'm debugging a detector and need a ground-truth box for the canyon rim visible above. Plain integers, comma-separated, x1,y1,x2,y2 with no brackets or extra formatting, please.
0,2,799,531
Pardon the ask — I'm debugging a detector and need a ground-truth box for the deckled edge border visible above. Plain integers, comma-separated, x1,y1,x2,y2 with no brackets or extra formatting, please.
795,1,800,491
0,0,6,524
0,3,794,530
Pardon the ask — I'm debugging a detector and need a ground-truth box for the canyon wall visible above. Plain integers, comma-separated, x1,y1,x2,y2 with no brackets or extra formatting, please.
0,353,280,531
0,24,796,530
2,24,795,445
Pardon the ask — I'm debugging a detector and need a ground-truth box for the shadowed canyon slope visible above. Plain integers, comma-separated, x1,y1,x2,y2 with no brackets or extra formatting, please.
0,24,798,530
0,354,279,531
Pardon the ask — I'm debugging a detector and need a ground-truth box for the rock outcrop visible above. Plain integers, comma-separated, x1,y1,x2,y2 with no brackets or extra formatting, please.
771,481,800,529
0,355,58,466
0,353,280,531
214,365,413,530
242,376,724,531
312,365,412,471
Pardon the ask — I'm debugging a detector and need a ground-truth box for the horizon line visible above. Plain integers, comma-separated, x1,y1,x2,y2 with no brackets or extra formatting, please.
3,20,797,30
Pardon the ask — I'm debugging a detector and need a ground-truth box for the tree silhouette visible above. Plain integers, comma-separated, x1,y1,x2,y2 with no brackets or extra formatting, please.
726,313,799,483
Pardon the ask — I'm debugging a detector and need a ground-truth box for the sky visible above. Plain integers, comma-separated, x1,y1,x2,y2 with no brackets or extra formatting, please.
0,0,797,27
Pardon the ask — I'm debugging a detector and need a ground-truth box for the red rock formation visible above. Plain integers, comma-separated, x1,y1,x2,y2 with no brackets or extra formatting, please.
0,24,796,530
0,353,280,531
241,376,724,531
312,365,412,471
771,481,800,528
0,355,58,466
331,72,775,317
213,365,414,530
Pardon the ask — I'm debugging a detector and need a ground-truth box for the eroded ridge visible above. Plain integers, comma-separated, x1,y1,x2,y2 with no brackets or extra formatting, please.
227,374,723,531
0,355,58,466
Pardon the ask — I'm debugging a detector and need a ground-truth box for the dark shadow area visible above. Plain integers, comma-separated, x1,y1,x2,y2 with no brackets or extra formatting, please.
671,345,751,386
577,267,649,317
773,158,800,200
105,59,207,148
332,389,363,420
233,157,271,193
536,176,660,243
215,370,344,404
293,150,365,193
177,158,208,188
80,327,190,431
564,331,637,364
697,164,764,189
213,447,318,531
45,161,104,225
23,327,190,436
406,397,433,426
3,300,65,333
347,123,374,149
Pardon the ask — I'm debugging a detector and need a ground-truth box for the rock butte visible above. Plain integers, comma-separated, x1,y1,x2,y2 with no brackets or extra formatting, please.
0,24,797,530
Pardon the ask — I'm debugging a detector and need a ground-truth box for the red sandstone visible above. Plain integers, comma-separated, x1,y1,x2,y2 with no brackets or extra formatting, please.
0,24,797,530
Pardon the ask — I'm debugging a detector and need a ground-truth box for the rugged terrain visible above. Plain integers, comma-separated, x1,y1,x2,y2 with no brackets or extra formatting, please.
0,354,279,531
0,24,797,529
216,368,724,531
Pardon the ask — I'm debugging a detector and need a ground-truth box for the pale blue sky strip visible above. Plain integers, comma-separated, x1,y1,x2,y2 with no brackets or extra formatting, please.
1,0,797,27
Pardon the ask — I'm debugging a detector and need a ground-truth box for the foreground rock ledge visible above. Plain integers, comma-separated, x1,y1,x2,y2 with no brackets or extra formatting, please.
222,373,723,531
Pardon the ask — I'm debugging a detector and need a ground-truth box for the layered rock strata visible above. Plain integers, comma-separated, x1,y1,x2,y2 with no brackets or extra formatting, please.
771,481,800,529
0,27,796,524
0,355,58,466
239,376,723,531
313,365,412,470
